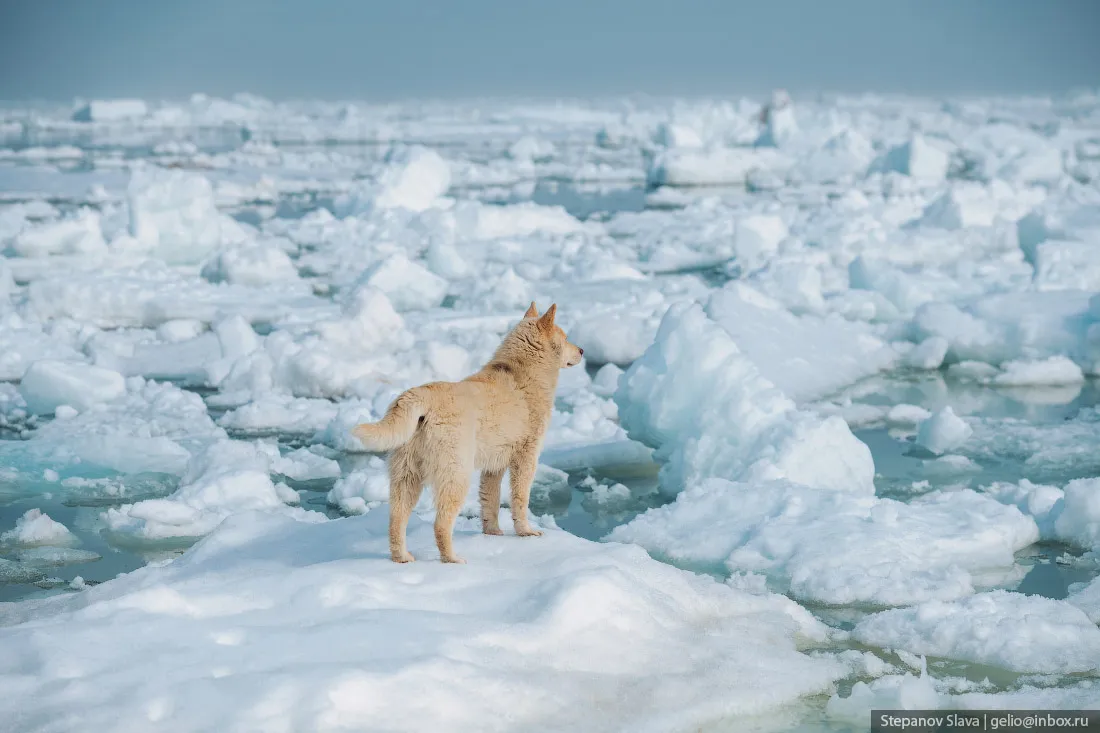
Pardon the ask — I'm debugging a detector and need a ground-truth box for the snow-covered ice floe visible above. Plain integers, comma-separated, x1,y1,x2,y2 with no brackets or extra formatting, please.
609,304,1039,606
0,510,845,732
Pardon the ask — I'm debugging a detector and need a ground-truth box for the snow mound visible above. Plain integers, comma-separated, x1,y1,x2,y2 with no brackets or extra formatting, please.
19,360,126,415
127,167,252,264
1,508,78,547
11,210,107,257
853,591,1100,674
355,253,448,311
614,303,875,494
904,337,949,370
875,134,950,181
568,311,658,366
610,480,1037,607
1068,575,1100,624
800,128,875,182
992,356,1085,386
0,378,224,479
654,122,704,149
103,440,321,543
733,215,788,267
1054,477,1100,550
0,510,845,732
201,239,303,288
910,291,1100,374
340,146,452,214
453,201,583,239
915,407,973,455
919,183,1001,229
327,456,390,515
507,136,555,161
827,671,938,724
1031,239,1100,292
374,146,452,211
217,395,339,436
646,147,791,188
706,283,897,402
270,447,341,483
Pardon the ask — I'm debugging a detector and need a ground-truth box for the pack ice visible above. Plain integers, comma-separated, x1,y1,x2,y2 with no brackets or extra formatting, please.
2,89,1100,729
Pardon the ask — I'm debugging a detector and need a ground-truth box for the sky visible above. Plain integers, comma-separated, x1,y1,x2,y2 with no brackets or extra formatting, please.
2,0,1098,101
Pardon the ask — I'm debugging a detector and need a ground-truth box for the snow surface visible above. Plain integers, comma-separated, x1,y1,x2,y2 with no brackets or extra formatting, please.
0,511,844,732
853,591,1100,674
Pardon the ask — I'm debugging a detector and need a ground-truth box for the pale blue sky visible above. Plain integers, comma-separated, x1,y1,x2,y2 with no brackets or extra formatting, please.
2,0,1098,100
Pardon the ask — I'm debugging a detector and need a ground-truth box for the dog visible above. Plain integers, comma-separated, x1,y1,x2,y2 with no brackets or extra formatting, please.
352,303,583,564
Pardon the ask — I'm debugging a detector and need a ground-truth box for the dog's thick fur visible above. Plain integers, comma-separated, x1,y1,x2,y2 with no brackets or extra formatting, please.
352,303,583,564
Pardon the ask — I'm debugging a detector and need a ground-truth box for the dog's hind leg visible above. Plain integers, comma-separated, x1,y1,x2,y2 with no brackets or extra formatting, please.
478,470,505,535
508,448,543,537
388,450,423,563
432,473,468,563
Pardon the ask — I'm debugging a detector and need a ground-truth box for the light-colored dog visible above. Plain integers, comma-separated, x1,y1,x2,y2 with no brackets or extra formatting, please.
352,303,583,564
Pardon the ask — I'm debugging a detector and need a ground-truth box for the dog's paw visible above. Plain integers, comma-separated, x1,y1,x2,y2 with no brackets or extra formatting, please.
514,525,543,537
391,551,415,563
482,525,504,536
442,555,467,564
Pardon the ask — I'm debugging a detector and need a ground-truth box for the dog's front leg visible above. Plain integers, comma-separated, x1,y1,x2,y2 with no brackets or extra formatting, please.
479,470,505,535
508,450,543,537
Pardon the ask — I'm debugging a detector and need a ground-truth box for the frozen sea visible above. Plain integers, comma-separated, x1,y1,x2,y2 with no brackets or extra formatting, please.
1,91,1100,731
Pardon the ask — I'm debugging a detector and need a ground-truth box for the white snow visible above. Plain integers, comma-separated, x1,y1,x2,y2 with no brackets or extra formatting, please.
0,510,845,731
354,253,448,311
103,440,322,543
19,360,126,415
875,134,951,181
201,239,303,288
647,146,791,188
853,591,1100,674
127,167,252,264
827,671,939,724
706,282,897,402
0,508,78,547
11,210,107,257
654,121,704,149
904,336,949,369
364,146,451,213
609,479,1037,606
992,356,1086,386
614,303,875,493
1053,477,1100,550
1067,575,1100,624
4,89,1100,724
915,407,973,455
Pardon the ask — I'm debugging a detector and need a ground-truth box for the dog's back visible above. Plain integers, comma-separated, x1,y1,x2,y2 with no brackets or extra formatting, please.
352,369,531,473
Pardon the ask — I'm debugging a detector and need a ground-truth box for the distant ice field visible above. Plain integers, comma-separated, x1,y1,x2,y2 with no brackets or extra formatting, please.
1,90,1099,731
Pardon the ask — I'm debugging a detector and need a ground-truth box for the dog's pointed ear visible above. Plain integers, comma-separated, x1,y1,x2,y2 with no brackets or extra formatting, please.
537,303,557,330
524,302,539,319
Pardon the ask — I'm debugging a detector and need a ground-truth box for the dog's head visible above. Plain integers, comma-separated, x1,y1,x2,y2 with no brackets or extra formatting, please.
523,302,583,368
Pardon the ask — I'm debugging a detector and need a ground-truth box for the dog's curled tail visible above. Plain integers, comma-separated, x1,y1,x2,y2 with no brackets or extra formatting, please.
351,388,428,452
